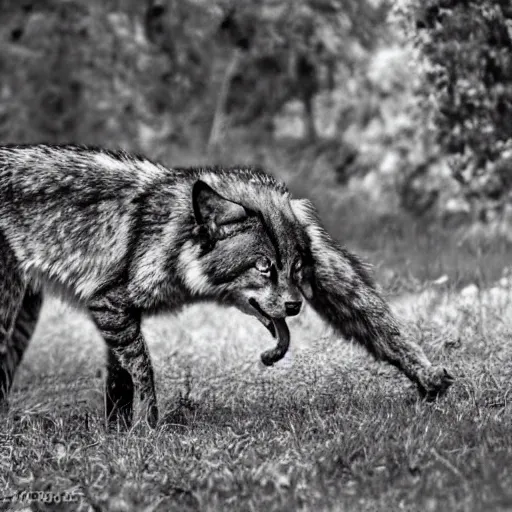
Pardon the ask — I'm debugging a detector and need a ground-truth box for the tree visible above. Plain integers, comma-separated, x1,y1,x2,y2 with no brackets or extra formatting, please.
399,0,512,218
0,0,216,151
0,0,391,156
214,0,390,143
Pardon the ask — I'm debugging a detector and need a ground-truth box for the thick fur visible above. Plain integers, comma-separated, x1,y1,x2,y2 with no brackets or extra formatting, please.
291,199,454,399
0,144,453,428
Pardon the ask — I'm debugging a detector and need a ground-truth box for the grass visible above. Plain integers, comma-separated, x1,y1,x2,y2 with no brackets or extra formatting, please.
3,229,512,512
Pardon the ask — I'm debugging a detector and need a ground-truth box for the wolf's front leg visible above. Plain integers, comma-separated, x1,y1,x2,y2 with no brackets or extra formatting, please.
104,348,134,429
88,291,158,429
311,268,453,399
292,199,454,399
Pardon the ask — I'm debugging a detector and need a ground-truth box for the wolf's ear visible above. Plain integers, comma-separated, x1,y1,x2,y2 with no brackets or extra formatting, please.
192,180,247,226
290,198,319,227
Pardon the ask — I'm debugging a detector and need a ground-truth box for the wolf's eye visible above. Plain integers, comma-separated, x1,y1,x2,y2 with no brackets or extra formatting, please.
255,257,272,275
293,257,303,273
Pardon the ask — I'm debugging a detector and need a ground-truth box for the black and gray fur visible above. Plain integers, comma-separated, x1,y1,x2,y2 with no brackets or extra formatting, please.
0,144,453,429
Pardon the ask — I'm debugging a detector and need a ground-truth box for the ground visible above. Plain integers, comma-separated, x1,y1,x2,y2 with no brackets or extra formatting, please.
2,230,512,512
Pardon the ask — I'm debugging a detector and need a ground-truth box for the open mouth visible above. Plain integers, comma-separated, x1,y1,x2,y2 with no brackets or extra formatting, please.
248,298,290,367
248,298,276,336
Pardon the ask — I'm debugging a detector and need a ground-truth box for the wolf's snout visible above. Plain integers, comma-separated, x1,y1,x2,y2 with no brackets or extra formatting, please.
285,301,302,316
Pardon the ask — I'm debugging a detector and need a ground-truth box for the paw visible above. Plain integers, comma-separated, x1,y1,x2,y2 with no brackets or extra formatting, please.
418,366,454,401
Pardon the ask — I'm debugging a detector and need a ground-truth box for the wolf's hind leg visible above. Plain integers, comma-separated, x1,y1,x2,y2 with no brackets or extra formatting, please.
0,232,27,402
0,289,43,401
292,199,454,399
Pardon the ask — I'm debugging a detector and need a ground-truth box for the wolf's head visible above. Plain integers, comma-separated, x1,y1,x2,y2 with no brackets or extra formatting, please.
180,170,313,333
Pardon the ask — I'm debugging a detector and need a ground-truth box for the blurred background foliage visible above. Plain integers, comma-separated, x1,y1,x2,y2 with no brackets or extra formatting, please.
1,0,512,244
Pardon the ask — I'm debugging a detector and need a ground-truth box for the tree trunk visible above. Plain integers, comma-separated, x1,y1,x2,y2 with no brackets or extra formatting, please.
208,48,241,151
303,93,317,143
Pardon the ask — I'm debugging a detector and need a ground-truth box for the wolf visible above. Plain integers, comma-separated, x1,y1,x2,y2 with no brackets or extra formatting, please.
0,144,453,428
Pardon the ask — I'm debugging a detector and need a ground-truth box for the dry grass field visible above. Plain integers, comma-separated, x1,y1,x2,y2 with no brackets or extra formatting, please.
3,230,512,512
